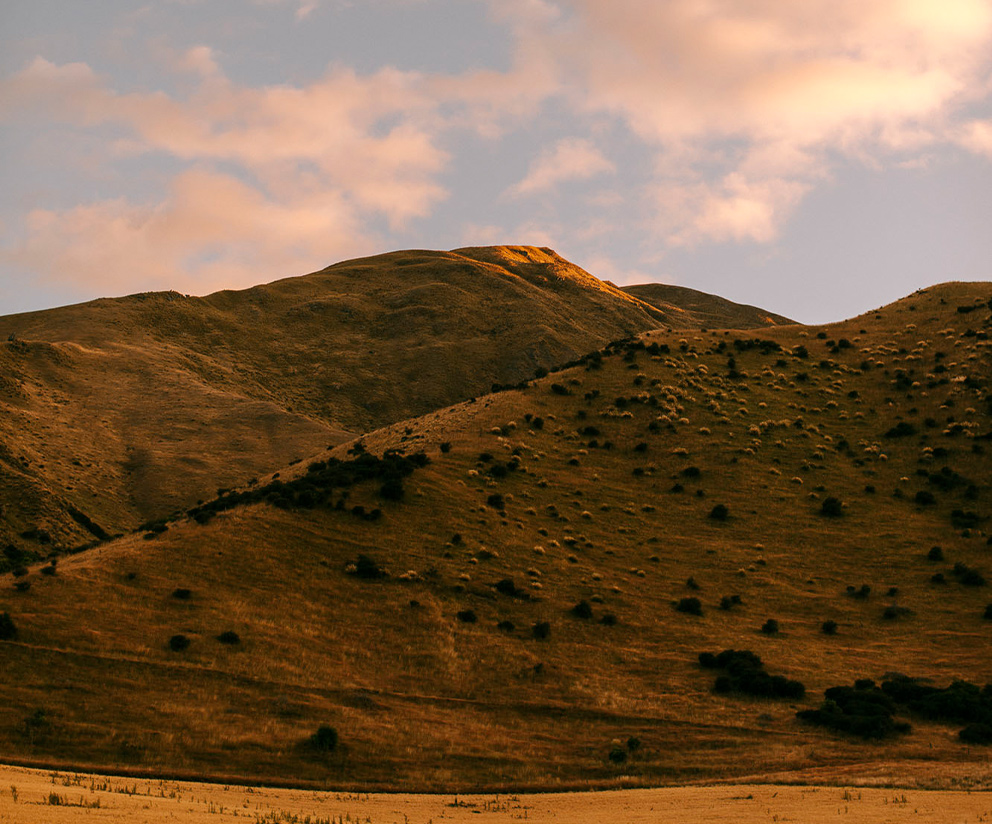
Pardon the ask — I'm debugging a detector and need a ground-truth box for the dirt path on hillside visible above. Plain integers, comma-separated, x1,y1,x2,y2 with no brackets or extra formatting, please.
2,764,991,823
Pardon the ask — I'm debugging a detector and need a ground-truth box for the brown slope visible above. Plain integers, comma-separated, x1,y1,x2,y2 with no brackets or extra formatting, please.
0,282,988,790
0,246,670,548
623,282,795,329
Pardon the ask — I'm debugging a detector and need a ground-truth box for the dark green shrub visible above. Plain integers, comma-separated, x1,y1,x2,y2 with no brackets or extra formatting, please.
676,597,703,616
822,620,838,635
497,620,515,632
171,588,192,600
959,724,992,745
821,497,843,517
14,581,30,593
885,422,917,438
701,649,804,699
953,563,986,587
928,546,944,562
984,604,992,620
570,600,593,619
486,493,505,510
310,725,338,752
352,555,387,580
0,612,16,640
761,618,779,635
532,621,551,640
626,736,641,752
600,613,618,626
495,578,518,596
708,504,728,521
798,681,910,740
550,383,570,396
914,490,936,506
217,631,241,645
439,442,451,454
168,634,190,652
379,476,404,501
608,745,627,764
456,609,477,623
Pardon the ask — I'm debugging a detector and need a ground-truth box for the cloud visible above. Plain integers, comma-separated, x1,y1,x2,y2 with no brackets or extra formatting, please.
2,168,377,297
510,0,992,243
508,137,614,196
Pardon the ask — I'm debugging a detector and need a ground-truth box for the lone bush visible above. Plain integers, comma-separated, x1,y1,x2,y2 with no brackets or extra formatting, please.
310,725,338,752
352,555,387,580
761,618,779,635
217,630,241,645
456,609,477,623
171,588,192,600
928,546,944,562
532,621,551,640
822,620,838,635
0,612,17,641
608,745,628,764
821,497,843,517
708,504,729,521
571,600,593,619
168,634,190,652
676,597,703,616
700,649,804,699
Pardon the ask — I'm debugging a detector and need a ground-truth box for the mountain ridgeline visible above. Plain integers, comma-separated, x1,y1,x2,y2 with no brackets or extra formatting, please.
0,246,790,549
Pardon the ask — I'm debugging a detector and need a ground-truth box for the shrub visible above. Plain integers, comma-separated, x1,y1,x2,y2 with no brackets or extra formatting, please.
959,724,992,745
822,620,838,635
570,600,593,619
984,604,992,620
676,597,703,616
953,563,986,587
627,736,641,752
600,613,618,626
439,442,451,454
310,725,338,752
708,504,729,521
0,612,17,641
820,497,843,517
914,491,936,506
532,621,551,640
761,618,779,635
550,383,570,396
456,609,477,623
379,476,405,501
608,745,628,764
217,631,241,645
884,422,917,438
928,546,944,562
486,493,505,510
352,555,387,580
171,588,192,600
701,649,804,699
798,681,911,740
495,578,518,596
168,634,190,652
497,620,515,632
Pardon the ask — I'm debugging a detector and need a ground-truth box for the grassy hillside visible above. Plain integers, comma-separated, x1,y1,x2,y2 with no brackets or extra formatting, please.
623,282,794,329
0,281,988,791
2,245,734,549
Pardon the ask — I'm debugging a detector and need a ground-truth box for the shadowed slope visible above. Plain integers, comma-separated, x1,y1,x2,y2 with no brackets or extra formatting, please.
623,283,795,329
0,281,988,790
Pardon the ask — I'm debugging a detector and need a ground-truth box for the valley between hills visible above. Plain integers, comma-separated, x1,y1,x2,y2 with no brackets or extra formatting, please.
0,246,990,791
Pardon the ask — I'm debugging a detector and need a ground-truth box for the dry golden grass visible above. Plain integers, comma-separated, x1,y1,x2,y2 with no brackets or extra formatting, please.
1,764,991,823
0,279,989,791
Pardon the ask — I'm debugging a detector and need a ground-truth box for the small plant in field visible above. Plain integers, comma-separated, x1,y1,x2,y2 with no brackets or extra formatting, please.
0,612,17,640
821,497,843,517
761,618,779,635
984,604,992,620
171,588,192,600
456,609,477,623
822,620,838,635
168,634,190,651
310,725,338,752
927,546,944,562
708,504,729,521
532,621,551,640
626,736,642,752
570,600,593,619
608,745,627,764
676,597,703,616
217,630,241,645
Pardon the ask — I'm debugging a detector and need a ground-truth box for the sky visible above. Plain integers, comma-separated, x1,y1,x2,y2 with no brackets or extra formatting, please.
1,0,991,323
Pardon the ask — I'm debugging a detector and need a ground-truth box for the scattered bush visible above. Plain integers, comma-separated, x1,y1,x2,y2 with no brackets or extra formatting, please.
797,681,910,740
495,578,519,597
351,555,387,580
708,504,729,521
820,497,843,517
171,588,192,600
761,619,779,635
217,631,241,645
700,649,804,699
953,563,986,587
486,493,505,510
532,621,551,640
914,490,936,506
310,725,338,752
0,612,17,641
676,597,703,616
822,620,838,635
928,546,944,562
600,613,618,626
608,745,628,764
497,620,515,632
456,609,477,624
168,634,190,652
570,600,593,619
884,422,917,438
959,724,992,745
984,604,992,620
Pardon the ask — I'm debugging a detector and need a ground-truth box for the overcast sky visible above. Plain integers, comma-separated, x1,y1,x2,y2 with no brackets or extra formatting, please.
2,0,991,323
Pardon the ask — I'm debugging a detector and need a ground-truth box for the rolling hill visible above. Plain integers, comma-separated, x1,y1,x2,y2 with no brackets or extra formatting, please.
0,279,988,791
623,282,794,329
0,246,791,551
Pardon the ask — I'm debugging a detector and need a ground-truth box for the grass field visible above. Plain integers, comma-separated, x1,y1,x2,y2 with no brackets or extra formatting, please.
2,764,991,824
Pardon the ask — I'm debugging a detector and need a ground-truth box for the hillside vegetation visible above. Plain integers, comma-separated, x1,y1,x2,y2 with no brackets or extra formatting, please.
0,279,988,790
2,246,784,549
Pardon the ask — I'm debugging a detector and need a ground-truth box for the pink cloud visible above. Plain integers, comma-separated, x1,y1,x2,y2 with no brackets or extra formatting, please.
509,137,614,195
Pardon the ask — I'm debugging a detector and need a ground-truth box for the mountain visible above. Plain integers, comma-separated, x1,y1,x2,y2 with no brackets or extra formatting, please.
622,283,794,329
1,280,988,790
5,245,772,549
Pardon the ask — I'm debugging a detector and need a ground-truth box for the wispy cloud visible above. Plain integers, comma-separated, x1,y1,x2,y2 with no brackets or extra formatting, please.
508,137,614,196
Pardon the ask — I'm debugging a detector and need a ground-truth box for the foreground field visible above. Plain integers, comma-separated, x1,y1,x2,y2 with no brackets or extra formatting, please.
1,765,991,824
